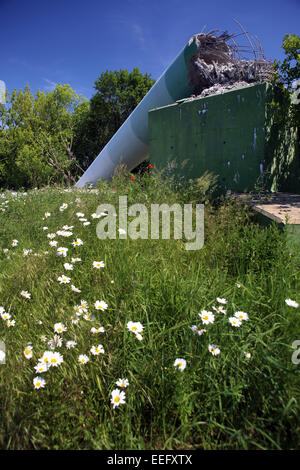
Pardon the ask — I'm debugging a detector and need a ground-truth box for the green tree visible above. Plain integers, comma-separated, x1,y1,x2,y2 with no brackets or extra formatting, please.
73,67,155,170
0,83,89,188
272,34,300,89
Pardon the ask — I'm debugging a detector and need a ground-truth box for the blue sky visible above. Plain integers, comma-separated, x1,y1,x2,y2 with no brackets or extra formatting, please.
0,0,299,101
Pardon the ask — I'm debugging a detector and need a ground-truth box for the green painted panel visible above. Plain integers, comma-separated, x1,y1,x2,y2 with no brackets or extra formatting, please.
149,83,271,192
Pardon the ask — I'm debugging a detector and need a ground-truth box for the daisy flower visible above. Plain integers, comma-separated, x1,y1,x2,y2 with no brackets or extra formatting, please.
33,376,46,389
217,297,227,304
44,212,51,218
48,351,64,367
79,218,87,222
111,388,126,409
234,311,249,321
47,233,56,239
62,225,73,230
135,333,143,341
285,299,299,308
91,326,105,334
229,317,242,327
76,212,85,217
24,345,33,359
47,335,63,349
42,226,48,231
93,261,105,269
244,351,251,359
49,240,58,247
58,275,71,284
208,344,221,356
94,300,108,311
54,322,67,334
71,257,81,263
63,263,73,271
78,354,89,364
84,314,96,322
57,247,68,257
71,285,81,293
66,340,77,349
7,319,15,327
91,213,101,219
20,290,31,299
1,312,10,321
12,239,18,247
212,305,226,314
79,300,88,311
90,344,105,355
74,305,84,316
199,310,215,325
71,317,80,325
34,362,48,373
72,238,83,247
127,321,144,334
190,325,206,336
59,203,68,212
116,378,129,388
83,222,90,226
174,358,187,371
40,335,47,342
39,351,52,365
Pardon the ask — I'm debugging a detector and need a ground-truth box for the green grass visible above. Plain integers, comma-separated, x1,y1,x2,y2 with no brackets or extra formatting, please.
0,169,299,450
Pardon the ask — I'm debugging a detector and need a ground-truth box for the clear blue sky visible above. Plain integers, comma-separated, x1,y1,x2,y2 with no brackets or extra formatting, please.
1,0,299,100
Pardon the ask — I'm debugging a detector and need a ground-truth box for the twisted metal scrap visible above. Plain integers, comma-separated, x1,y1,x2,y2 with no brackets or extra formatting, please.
188,29,273,96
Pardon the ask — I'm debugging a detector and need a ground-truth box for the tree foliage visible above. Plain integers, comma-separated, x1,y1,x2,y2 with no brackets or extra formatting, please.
0,84,89,188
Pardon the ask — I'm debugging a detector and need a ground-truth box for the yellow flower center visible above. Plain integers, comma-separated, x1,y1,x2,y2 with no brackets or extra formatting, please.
203,316,208,321
25,349,30,355
178,362,182,367
114,396,120,403
51,359,57,363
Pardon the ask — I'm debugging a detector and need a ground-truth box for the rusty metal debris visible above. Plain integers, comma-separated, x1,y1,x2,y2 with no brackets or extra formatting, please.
188,25,273,98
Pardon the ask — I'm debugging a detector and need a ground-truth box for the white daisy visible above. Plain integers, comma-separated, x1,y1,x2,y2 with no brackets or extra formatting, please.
63,263,73,271
93,261,105,269
58,275,71,284
33,376,46,389
127,321,144,334
20,290,31,299
78,354,89,364
72,238,83,247
174,358,187,371
229,317,242,327
90,344,105,355
66,340,77,349
217,297,227,304
71,285,81,293
54,322,67,334
34,362,48,373
24,345,33,359
91,326,105,334
208,344,221,356
94,300,108,311
199,310,215,325
116,378,129,388
110,388,126,409
285,299,299,308
234,311,249,321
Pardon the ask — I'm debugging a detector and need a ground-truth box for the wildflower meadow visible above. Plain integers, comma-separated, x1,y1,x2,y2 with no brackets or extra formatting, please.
0,169,299,450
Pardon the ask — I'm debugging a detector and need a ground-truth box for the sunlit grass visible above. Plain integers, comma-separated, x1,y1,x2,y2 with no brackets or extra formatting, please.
0,169,299,450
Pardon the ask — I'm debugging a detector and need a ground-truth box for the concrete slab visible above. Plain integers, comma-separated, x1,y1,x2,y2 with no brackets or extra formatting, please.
229,192,300,225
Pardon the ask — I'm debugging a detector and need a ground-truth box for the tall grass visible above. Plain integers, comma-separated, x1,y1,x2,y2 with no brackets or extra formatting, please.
0,169,299,450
